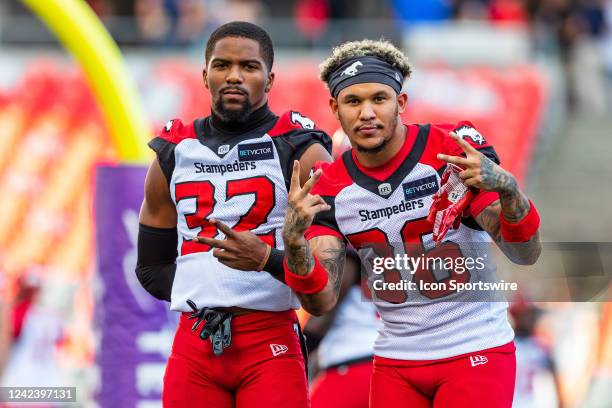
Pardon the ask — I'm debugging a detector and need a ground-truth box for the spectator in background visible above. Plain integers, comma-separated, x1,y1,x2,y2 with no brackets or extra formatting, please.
135,0,266,45
525,0,608,114
1,269,66,389
570,0,608,114
175,0,208,44
511,301,564,408
135,0,172,43
220,0,266,23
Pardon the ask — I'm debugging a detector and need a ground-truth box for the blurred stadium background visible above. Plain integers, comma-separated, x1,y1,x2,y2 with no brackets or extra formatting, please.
0,0,611,406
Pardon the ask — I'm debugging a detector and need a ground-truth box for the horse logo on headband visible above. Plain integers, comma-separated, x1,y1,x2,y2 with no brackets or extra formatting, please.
341,61,363,77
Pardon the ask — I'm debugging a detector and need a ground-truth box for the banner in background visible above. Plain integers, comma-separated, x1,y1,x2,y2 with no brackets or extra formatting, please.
95,165,175,407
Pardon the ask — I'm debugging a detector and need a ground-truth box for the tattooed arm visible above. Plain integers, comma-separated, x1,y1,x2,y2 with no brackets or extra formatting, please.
304,253,360,350
475,197,541,265
438,132,541,265
282,160,346,316
284,233,346,316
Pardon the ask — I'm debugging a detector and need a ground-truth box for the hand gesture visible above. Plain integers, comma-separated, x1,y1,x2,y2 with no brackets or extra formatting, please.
436,132,518,194
282,160,330,242
192,219,269,271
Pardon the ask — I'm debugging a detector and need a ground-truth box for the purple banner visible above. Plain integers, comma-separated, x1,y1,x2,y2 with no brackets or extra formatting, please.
94,165,177,407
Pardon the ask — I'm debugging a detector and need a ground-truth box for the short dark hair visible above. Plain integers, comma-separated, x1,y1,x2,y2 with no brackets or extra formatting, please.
205,21,274,71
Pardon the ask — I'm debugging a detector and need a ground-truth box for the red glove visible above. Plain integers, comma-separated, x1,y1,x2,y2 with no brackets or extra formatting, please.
427,164,476,245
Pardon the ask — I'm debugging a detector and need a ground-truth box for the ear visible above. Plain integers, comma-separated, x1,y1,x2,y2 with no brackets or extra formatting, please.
202,68,209,90
329,97,339,120
265,71,275,93
397,92,408,114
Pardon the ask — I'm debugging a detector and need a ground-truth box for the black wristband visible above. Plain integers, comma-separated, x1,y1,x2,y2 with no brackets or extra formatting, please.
262,248,285,278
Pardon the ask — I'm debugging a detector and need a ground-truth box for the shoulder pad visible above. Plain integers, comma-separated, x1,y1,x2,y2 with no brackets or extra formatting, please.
155,119,197,144
430,120,493,154
310,158,352,197
268,111,318,137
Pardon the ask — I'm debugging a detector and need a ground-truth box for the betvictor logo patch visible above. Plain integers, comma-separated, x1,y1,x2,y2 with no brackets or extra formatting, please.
238,142,274,162
403,175,439,201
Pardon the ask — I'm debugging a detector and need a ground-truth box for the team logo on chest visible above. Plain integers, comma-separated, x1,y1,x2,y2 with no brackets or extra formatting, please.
378,183,393,196
402,175,439,201
238,141,274,162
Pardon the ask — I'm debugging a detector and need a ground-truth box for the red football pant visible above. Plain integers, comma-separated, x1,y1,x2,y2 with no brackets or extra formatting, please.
163,310,309,408
310,359,373,408
370,342,516,408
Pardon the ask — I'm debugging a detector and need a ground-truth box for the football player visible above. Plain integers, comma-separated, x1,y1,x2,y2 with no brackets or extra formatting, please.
281,39,542,408
136,22,336,407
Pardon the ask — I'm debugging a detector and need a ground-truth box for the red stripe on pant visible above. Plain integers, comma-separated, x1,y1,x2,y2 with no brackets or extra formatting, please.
163,310,309,408
310,359,373,408
370,342,516,408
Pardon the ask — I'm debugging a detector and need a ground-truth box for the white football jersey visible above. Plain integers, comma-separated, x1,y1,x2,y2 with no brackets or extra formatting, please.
309,122,514,360
149,111,331,312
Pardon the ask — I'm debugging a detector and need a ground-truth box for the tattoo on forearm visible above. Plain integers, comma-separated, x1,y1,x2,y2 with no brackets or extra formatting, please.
480,156,529,222
282,201,316,276
477,200,541,265
295,238,346,315
283,203,310,239
480,156,517,193
499,189,530,223
478,200,503,243
285,240,314,276
319,242,346,295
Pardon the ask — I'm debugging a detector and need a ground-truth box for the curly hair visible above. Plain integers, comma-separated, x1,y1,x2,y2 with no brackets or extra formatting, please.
319,39,412,86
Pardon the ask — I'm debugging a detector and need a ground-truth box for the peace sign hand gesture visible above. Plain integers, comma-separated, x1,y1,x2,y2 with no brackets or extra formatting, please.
282,161,331,243
436,132,518,194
